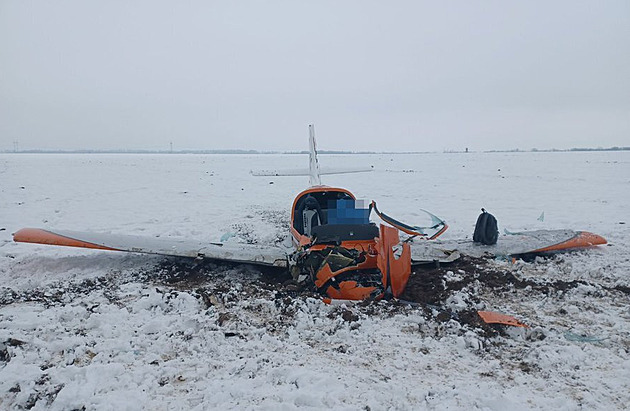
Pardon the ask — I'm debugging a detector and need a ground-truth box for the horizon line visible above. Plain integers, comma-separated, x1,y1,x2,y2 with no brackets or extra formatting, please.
1,146,629,155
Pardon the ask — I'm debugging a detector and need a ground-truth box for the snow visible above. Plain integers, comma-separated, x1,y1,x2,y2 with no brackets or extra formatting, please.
1,152,630,409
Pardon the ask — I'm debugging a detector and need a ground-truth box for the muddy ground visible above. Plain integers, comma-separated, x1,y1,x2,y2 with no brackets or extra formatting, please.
2,253,628,344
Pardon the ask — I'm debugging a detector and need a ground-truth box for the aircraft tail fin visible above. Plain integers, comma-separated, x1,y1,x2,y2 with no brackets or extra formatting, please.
308,124,322,186
250,125,373,183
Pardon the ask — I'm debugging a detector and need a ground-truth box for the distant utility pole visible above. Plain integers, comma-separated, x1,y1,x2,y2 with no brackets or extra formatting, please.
170,142,173,153
13,141,19,152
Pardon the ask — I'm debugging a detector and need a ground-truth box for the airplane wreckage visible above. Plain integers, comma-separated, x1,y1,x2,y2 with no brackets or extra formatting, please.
13,125,607,306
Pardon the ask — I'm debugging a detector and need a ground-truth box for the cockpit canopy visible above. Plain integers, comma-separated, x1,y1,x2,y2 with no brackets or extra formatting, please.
292,187,378,243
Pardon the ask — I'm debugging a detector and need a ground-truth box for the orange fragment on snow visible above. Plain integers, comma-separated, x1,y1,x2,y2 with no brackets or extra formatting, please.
478,311,529,328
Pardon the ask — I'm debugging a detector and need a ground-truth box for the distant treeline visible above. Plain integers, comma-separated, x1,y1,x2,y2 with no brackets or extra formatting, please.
2,147,628,154
484,147,630,153
0,149,424,154
1,149,265,154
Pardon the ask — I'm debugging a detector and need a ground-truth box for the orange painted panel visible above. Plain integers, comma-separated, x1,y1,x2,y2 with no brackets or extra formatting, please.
532,231,607,253
13,228,118,251
376,224,411,298
324,281,379,300
478,311,528,328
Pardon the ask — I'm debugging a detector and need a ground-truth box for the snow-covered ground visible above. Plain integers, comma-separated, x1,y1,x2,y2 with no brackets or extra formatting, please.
1,152,629,410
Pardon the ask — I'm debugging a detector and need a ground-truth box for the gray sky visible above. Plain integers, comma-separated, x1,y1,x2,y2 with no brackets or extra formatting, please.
1,1,629,152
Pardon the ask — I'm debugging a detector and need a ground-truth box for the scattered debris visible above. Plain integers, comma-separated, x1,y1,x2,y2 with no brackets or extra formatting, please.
220,232,236,242
0,247,627,409
477,311,528,328
564,331,607,343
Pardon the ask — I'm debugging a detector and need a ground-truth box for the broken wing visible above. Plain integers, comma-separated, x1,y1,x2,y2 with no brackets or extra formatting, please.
13,228,288,267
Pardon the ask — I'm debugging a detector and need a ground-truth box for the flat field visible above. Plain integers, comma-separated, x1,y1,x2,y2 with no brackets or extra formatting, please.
1,152,629,410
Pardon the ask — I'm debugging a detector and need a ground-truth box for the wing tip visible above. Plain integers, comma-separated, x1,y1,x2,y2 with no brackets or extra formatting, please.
13,227,117,251
532,230,607,253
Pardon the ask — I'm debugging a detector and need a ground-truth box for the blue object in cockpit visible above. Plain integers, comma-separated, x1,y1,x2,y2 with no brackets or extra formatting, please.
327,199,370,225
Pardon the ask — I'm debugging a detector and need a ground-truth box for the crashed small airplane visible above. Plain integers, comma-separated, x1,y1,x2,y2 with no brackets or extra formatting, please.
13,125,607,301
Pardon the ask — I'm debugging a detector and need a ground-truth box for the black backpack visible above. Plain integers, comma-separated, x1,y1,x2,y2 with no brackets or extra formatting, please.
473,208,499,245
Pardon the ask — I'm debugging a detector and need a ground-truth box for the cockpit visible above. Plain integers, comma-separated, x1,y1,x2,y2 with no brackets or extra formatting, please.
292,188,379,243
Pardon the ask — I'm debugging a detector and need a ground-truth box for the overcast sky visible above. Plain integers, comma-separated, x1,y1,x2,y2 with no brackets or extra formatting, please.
1,1,628,152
